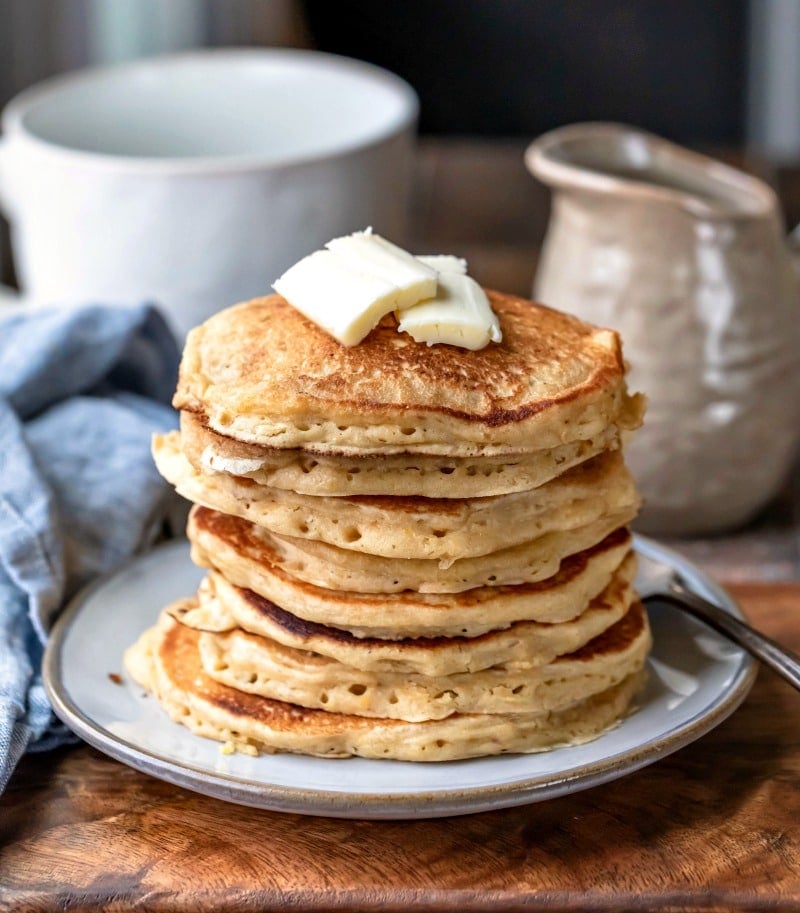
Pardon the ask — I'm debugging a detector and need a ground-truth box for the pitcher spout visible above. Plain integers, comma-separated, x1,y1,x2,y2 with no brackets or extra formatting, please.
525,122,776,220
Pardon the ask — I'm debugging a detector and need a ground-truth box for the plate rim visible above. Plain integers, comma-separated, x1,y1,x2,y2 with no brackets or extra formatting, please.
43,535,758,819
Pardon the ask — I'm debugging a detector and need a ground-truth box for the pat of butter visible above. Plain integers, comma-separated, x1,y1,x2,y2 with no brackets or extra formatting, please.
273,231,436,346
326,232,439,296
397,271,502,350
200,446,265,477
273,230,502,349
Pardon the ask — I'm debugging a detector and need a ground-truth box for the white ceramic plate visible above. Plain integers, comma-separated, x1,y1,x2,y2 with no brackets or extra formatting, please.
44,536,756,819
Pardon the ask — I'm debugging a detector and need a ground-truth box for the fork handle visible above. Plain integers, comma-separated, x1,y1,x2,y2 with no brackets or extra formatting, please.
644,586,800,692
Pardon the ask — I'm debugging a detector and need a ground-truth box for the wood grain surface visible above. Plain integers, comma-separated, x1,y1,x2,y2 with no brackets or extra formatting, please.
2,582,800,913
3,140,800,912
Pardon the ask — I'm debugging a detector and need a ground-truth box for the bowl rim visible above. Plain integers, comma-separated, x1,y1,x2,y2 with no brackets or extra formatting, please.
0,47,419,175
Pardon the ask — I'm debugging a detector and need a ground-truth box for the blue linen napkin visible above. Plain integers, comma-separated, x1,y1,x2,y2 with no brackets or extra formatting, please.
0,303,181,792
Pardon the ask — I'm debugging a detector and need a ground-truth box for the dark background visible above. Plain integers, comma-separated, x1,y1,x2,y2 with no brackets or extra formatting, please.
303,0,747,143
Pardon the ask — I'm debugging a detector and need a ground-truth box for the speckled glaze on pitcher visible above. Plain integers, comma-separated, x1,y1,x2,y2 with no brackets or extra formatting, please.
526,123,800,536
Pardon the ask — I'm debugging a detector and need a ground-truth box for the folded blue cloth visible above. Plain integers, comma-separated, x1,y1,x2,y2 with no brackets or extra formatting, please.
0,303,180,792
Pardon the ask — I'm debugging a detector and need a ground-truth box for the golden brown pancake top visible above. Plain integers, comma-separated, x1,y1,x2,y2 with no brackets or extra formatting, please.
175,292,634,452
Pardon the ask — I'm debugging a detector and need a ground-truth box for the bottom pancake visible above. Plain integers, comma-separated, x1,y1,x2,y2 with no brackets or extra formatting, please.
124,613,646,762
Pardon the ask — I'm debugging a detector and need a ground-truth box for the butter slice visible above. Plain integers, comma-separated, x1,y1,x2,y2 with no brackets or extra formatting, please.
200,446,266,477
274,231,437,346
326,231,438,301
397,272,503,350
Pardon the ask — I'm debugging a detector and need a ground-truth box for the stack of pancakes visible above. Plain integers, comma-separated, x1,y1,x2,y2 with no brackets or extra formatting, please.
125,290,649,761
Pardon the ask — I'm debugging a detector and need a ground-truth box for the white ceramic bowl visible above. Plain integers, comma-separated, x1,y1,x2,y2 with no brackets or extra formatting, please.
0,49,419,339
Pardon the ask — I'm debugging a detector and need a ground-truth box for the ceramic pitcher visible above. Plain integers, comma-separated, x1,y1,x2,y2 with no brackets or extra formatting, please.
526,122,800,536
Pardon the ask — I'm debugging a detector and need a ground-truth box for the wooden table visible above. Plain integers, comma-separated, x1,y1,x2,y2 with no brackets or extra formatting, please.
4,139,800,910
3,582,799,912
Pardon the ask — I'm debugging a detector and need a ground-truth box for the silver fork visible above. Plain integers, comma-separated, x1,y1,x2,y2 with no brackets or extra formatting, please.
636,550,800,692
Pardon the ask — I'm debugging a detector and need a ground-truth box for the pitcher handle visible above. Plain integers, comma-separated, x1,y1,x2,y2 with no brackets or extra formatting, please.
783,221,800,287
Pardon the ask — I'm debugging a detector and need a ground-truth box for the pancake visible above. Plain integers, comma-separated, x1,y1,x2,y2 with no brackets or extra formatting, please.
196,602,651,722
188,507,634,634
174,293,644,456
156,436,639,563
124,612,646,761
175,560,636,675
180,410,629,499
188,500,637,596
